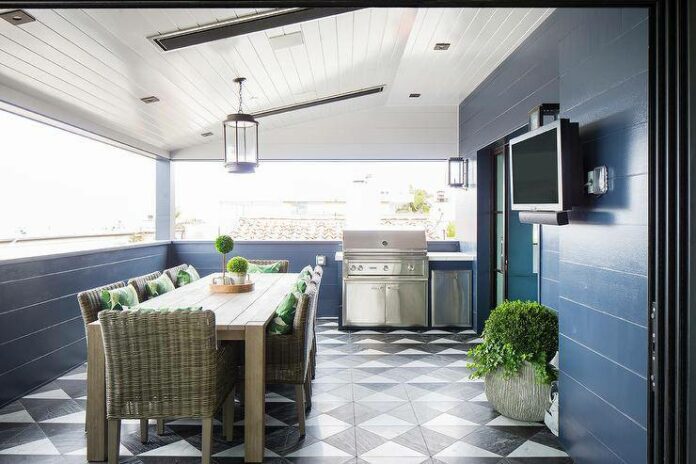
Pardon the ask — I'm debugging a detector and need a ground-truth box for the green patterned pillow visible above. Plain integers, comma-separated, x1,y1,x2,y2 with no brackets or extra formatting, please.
248,261,282,273
101,285,139,311
300,265,313,278
267,292,300,335
176,265,201,287
145,274,176,299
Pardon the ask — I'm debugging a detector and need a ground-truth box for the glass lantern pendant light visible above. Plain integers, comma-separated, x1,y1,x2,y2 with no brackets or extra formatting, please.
224,77,259,173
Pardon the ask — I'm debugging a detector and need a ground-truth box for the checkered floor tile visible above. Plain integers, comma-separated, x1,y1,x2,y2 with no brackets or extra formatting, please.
0,319,571,463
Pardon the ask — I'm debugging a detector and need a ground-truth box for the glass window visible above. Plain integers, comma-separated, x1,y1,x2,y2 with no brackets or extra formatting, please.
0,109,156,260
174,161,456,241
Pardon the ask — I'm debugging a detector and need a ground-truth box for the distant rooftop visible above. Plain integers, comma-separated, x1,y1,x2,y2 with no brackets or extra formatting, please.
229,217,443,241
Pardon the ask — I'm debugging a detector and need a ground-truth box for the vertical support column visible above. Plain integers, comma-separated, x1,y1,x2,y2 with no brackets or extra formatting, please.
155,158,175,241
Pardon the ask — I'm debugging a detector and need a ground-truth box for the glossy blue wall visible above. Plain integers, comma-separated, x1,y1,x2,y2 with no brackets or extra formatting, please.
458,8,648,464
0,243,169,407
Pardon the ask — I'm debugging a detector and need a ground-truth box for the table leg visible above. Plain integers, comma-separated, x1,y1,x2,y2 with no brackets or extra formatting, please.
244,323,266,462
87,323,107,461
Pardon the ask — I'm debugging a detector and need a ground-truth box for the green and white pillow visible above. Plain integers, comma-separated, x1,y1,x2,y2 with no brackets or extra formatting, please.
145,274,176,299
176,265,201,287
248,261,283,273
101,285,139,311
268,291,301,335
299,265,313,279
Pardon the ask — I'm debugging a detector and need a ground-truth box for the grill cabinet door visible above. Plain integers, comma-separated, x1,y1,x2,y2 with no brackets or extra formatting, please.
385,282,427,326
344,281,386,326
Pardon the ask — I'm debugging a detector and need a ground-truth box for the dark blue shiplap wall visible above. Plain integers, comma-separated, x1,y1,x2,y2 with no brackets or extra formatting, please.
0,243,168,407
170,240,460,318
458,8,648,464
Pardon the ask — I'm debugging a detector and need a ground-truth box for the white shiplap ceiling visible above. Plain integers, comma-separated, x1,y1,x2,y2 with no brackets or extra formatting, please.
0,7,552,157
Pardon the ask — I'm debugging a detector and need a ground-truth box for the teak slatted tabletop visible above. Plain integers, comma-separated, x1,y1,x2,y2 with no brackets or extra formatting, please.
86,272,297,463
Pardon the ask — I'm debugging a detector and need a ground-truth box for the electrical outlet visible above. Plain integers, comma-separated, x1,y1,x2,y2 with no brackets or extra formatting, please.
316,255,326,266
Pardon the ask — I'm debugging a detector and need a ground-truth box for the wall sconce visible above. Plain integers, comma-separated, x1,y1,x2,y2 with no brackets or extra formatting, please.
448,157,469,188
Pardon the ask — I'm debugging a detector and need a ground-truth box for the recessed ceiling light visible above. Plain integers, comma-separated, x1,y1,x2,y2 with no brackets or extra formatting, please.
0,9,35,26
434,43,451,51
409,93,421,98
201,132,214,137
140,96,160,104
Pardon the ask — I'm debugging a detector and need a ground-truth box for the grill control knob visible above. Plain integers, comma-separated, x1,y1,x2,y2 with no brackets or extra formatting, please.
350,265,356,271
358,265,364,271
407,264,415,272
383,265,389,271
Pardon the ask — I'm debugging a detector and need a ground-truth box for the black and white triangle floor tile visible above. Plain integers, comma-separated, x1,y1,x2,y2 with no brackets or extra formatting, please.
0,318,571,463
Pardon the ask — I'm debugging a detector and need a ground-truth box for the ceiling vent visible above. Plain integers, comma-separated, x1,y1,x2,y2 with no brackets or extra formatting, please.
140,96,160,104
269,31,304,51
409,93,421,98
149,8,361,52
0,9,35,26
253,85,385,119
434,43,451,51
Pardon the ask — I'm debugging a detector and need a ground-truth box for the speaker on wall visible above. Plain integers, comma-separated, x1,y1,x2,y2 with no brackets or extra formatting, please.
519,211,569,226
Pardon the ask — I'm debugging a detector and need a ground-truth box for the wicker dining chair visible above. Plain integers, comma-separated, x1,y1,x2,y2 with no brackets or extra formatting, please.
164,264,188,285
264,287,316,436
248,259,290,273
126,271,163,303
309,268,323,380
99,309,238,464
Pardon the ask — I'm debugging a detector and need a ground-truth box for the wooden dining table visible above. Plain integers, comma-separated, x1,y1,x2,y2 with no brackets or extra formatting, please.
86,272,298,463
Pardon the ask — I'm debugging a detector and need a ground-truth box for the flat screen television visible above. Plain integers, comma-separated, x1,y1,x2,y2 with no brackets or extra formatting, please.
509,118,580,212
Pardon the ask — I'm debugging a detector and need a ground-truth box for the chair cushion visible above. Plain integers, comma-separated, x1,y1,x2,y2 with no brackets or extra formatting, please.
101,285,139,310
248,261,283,273
268,291,300,335
145,274,176,299
176,265,201,287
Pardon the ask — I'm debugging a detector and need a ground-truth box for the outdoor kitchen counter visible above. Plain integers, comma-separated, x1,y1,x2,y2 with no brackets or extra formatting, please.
334,251,475,261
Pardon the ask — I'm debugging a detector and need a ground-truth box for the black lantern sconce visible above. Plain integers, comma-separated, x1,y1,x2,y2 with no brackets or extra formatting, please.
448,157,469,188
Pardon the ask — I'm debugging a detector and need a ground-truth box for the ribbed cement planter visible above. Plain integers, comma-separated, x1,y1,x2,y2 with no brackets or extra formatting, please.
484,362,551,422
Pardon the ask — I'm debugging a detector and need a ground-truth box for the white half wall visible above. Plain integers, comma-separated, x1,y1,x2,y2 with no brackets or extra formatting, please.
171,105,458,161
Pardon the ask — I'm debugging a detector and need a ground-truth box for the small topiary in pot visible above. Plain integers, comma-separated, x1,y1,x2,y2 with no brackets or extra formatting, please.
214,235,234,284
468,300,558,421
227,256,249,284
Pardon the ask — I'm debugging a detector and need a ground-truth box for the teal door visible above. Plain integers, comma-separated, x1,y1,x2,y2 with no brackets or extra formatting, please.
491,144,539,306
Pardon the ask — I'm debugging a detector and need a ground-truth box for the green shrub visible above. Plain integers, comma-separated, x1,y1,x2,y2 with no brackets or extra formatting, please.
227,256,249,274
468,300,558,384
215,235,234,254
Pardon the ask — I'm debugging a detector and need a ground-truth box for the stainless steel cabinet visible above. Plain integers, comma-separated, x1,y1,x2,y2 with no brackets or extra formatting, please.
385,281,427,326
344,281,386,326
431,270,472,327
344,280,427,327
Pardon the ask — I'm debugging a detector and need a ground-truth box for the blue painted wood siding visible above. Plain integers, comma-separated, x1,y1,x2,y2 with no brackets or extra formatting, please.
458,8,648,464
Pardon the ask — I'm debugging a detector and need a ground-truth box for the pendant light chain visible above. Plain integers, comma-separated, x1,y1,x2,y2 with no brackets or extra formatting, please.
238,78,244,113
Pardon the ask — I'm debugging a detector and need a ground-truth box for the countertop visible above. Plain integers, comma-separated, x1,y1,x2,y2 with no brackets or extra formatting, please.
334,251,475,262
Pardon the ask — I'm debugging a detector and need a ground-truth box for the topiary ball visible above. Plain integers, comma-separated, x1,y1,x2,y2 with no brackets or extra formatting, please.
215,235,234,254
227,256,249,274
484,300,558,360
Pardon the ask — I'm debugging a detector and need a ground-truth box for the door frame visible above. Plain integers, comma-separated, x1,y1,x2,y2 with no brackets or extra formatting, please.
489,144,508,305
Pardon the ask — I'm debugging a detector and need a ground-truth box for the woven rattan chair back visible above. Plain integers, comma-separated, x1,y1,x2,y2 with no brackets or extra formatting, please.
77,281,126,329
163,264,188,285
126,271,163,302
248,259,290,273
98,309,225,419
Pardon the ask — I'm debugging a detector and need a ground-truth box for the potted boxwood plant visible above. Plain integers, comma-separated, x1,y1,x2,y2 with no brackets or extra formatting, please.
468,300,558,422
227,256,249,284
214,235,234,284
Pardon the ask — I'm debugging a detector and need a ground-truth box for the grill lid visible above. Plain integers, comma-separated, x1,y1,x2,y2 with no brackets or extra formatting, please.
342,229,426,253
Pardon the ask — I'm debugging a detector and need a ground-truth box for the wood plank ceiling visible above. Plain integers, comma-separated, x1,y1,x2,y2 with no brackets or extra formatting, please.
0,7,552,155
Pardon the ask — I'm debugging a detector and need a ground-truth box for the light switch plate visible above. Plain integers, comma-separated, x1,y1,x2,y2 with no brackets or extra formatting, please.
315,255,326,266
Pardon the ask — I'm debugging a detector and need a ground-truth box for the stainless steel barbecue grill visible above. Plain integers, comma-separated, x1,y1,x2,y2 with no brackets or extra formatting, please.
342,229,427,327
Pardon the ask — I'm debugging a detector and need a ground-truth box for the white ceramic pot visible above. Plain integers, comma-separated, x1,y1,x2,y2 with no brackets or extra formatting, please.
231,272,248,284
